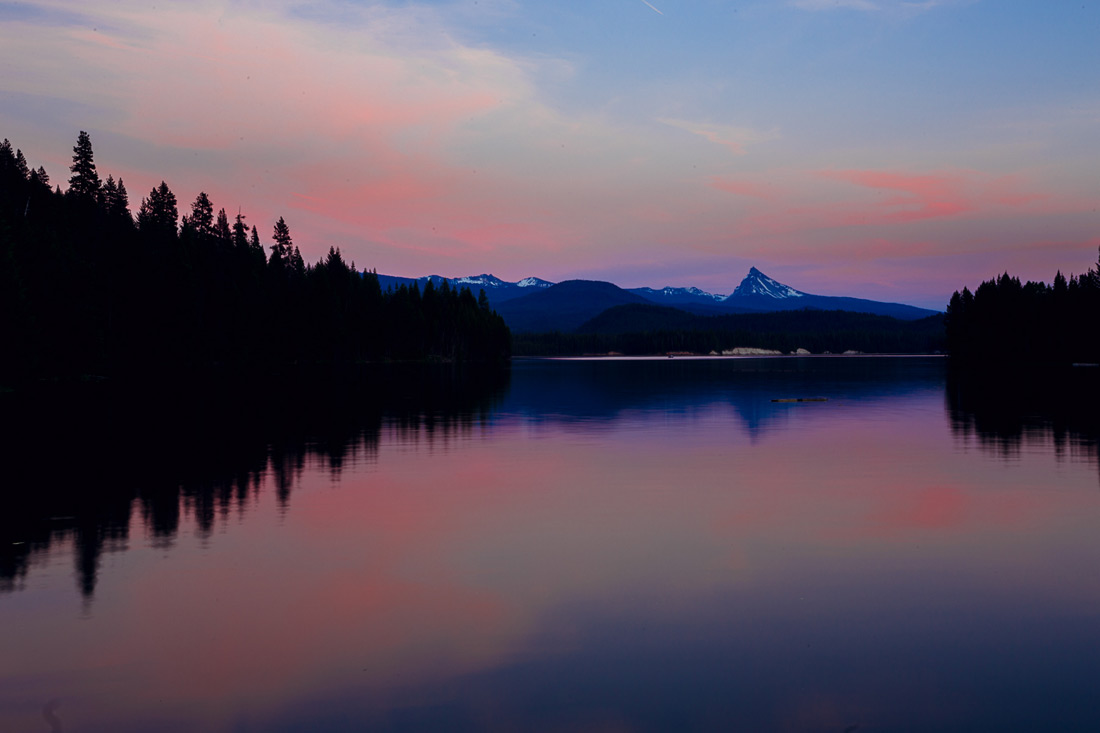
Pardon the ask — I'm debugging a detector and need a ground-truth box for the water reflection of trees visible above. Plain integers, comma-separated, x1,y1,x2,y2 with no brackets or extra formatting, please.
947,366,1100,472
0,365,509,601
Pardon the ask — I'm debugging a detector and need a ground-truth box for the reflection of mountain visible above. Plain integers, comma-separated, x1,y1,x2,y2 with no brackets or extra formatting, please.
504,356,945,438
947,366,1100,473
0,366,509,601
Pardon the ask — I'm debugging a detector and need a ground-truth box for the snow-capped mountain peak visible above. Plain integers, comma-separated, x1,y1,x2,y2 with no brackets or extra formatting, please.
679,286,726,300
726,267,805,300
633,286,726,301
516,277,554,288
449,273,507,288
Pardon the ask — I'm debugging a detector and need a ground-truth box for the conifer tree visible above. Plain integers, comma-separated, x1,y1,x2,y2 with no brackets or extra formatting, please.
102,175,119,213
14,149,29,180
325,246,348,273
268,216,294,273
68,130,101,201
249,224,266,268
112,178,130,221
271,216,292,261
137,181,179,237
0,140,18,192
189,191,214,238
232,210,249,250
214,208,231,246
290,245,305,276
1053,270,1068,297
0,139,12,171
99,176,132,227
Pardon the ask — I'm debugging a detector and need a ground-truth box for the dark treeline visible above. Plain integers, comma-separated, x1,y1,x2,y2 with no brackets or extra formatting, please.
0,132,509,382
945,252,1100,364
0,364,510,601
514,307,945,356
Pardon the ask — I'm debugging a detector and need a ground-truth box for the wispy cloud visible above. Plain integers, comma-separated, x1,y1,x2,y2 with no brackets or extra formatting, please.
657,118,780,155
816,168,1048,225
719,167,1061,245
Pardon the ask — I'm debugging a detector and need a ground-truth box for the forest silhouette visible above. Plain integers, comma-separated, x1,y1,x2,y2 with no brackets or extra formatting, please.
0,132,510,383
515,306,946,356
945,255,1100,365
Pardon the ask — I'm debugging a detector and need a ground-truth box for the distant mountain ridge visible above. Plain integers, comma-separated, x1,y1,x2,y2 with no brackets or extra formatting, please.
720,268,936,320
627,285,727,305
375,273,553,304
493,280,651,334
373,268,940,332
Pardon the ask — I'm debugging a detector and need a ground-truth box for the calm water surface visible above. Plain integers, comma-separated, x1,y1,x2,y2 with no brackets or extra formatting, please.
1,357,1098,732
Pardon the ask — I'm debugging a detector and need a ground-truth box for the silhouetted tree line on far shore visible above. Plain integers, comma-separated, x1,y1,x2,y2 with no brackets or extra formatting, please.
946,252,1100,365
514,309,945,356
0,132,509,382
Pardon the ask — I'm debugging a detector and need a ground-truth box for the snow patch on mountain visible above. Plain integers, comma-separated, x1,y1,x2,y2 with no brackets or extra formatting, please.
450,274,507,287
517,277,554,288
635,286,726,301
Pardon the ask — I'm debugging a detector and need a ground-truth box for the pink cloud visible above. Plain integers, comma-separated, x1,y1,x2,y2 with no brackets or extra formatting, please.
817,169,974,223
722,167,1071,247
709,176,781,200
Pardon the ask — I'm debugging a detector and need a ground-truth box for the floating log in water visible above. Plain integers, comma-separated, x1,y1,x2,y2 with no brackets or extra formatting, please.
771,397,829,403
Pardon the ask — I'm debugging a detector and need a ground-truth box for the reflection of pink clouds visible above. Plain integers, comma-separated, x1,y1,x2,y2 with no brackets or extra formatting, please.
112,472,532,711
845,483,1046,542
872,485,968,531
701,417,1059,548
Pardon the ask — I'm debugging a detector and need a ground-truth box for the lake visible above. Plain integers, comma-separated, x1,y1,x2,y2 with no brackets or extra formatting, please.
2,357,1098,732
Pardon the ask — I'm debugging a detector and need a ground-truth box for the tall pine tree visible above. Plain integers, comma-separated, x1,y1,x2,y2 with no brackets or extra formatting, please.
269,216,292,268
68,131,101,202
232,210,249,251
189,192,215,238
214,207,231,247
137,181,179,238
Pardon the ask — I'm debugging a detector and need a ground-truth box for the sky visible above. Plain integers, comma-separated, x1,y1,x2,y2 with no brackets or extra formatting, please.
1,0,1097,309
